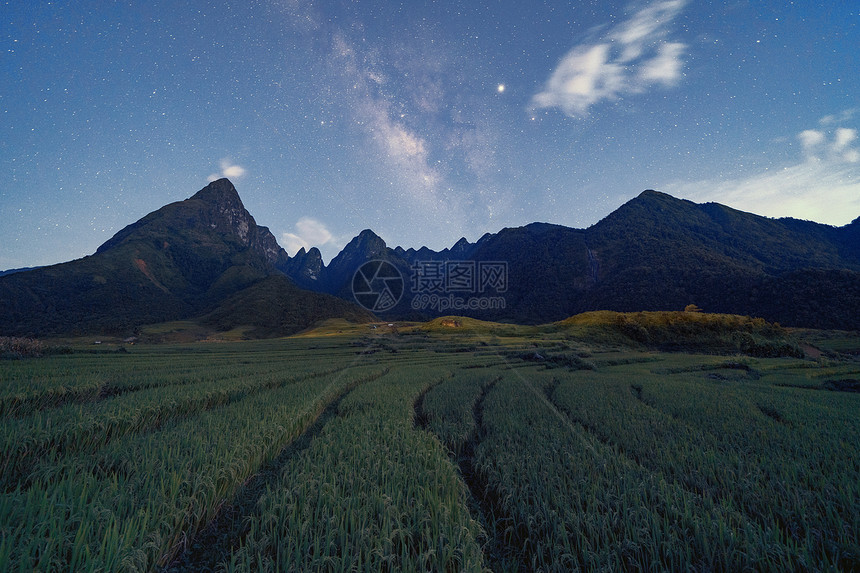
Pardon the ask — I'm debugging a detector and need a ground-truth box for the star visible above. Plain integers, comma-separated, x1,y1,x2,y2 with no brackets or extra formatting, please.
497,84,505,93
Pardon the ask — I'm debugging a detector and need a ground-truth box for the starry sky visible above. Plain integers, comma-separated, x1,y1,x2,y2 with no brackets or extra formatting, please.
2,0,858,270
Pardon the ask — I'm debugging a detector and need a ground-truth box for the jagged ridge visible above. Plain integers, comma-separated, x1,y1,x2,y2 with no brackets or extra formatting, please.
281,190,860,329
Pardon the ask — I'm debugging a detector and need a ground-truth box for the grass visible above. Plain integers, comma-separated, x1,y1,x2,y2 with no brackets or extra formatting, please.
1,314,858,571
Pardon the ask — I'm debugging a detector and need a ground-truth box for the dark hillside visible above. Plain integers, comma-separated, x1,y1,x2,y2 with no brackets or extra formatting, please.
579,190,860,326
282,189,860,329
0,179,369,337
467,223,591,323
201,274,374,338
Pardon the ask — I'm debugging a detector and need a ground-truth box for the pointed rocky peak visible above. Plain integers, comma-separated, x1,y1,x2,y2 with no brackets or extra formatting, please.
356,229,387,249
450,236,470,252
298,247,324,281
188,178,244,210
337,229,387,260
437,237,474,260
280,246,327,286
188,179,256,245
95,178,287,268
320,229,395,294
305,246,323,267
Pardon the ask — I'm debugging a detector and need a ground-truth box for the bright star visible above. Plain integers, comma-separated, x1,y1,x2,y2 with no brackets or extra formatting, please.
497,84,505,93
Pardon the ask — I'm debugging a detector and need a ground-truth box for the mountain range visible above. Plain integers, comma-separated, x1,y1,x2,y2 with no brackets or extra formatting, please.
1,179,858,338
284,188,860,330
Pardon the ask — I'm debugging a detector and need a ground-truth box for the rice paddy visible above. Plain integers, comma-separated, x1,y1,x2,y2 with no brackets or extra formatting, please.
1,321,858,571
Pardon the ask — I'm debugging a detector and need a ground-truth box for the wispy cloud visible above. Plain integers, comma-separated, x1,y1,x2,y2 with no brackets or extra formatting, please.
207,158,246,182
819,108,858,126
799,125,860,163
280,216,336,255
663,116,860,226
531,0,688,117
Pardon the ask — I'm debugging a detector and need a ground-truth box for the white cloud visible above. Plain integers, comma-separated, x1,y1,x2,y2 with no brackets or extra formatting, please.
222,164,246,178
842,148,860,164
819,108,858,126
638,41,685,83
295,216,333,245
207,158,247,182
280,233,307,255
799,127,859,163
662,117,860,226
833,128,857,154
610,0,685,45
798,129,825,155
531,0,688,117
280,216,335,255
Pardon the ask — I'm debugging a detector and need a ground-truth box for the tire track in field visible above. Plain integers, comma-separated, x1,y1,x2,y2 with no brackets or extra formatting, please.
2,368,249,419
162,368,387,572
415,376,524,572
411,379,437,431
624,379,819,550
543,379,706,495
541,377,777,546
4,365,357,494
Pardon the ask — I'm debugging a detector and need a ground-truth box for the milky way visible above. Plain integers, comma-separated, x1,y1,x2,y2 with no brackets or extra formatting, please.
2,1,858,269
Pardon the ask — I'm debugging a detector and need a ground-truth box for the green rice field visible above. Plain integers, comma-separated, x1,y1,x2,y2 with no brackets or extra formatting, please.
1,318,858,571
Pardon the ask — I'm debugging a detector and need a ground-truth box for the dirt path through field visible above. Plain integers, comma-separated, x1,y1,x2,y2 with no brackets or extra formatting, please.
163,374,376,572
414,376,523,572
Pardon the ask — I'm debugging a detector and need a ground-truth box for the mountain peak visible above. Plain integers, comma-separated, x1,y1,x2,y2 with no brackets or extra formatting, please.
635,189,685,204
189,178,244,210
320,229,389,293
597,189,695,222
183,179,257,247
95,179,287,269
356,228,384,242
342,229,387,254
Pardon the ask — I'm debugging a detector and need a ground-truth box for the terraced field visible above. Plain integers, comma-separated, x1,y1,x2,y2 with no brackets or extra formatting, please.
1,321,858,571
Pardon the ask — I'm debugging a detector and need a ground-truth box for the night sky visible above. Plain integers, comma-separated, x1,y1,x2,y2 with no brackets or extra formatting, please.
2,1,858,269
